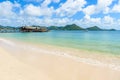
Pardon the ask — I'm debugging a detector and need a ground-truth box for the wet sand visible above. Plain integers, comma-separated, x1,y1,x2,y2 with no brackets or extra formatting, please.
0,38,120,80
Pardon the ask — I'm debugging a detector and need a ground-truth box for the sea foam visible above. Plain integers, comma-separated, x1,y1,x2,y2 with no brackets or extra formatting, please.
0,38,120,71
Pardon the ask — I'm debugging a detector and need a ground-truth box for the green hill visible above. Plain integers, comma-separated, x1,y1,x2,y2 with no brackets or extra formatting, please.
63,24,84,30
48,24,85,30
48,26,59,30
86,26,102,31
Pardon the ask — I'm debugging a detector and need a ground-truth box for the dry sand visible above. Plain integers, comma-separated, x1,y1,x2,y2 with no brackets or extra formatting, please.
0,38,120,80
0,47,51,80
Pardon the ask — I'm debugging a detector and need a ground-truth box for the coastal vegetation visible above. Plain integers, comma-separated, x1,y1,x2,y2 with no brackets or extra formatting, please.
0,24,116,33
0,25,20,33
63,24,85,30
48,24,85,30
0,25,48,32
48,24,116,31
86,26,102,31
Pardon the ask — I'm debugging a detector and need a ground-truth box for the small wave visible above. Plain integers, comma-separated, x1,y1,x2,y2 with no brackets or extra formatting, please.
21,44,120,71
1,38,120,71
0,38,15,46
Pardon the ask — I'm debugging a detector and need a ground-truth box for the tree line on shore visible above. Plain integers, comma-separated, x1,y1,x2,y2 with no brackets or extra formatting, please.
0,24,116,33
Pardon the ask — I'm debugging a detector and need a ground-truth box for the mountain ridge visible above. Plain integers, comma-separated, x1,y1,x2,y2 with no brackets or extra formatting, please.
0,24,116,33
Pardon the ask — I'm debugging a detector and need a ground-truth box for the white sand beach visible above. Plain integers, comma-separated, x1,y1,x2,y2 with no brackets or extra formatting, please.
0,38,120,80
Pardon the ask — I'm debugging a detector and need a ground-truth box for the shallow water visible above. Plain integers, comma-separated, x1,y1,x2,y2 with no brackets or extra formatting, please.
0,31,120,55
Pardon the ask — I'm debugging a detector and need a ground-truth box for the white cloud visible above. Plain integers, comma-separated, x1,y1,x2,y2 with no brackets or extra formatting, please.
80,15,101,27
112,0,120,13
0,0,120,30
0,0,55,26
83,5,96,15
41,0,51,7
0,1,16,18
112,5,120,12
97,0,113,8
82,15,101,24
23,4,54,17
31,17,73,26
83,0,114,15
52,18,72,26
117,19,120,28
101,15,120,29
24,4,41,16
56,0,86,17
52,0,60,3
13,1,21,7
103,7,110,14
22,0,42,2
23,0,87,18
73,15,118,29
102,15,114,25
81,15,117,29
22,0,60,3
96,0,113,14
82,0,120,29
41,0,60,7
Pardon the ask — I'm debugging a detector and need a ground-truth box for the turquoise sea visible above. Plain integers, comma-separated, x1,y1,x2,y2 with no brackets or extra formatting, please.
0,31,120,55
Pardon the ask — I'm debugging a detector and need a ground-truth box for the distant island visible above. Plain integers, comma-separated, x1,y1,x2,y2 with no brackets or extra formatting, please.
48,24,116,31
0,24,116,33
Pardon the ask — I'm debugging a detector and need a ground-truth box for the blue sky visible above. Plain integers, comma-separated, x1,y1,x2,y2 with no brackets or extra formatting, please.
0,0,120,29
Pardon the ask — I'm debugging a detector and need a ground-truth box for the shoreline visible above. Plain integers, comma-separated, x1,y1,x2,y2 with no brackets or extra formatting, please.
1,38,120,69
0,37,120,80
0,38,120,71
